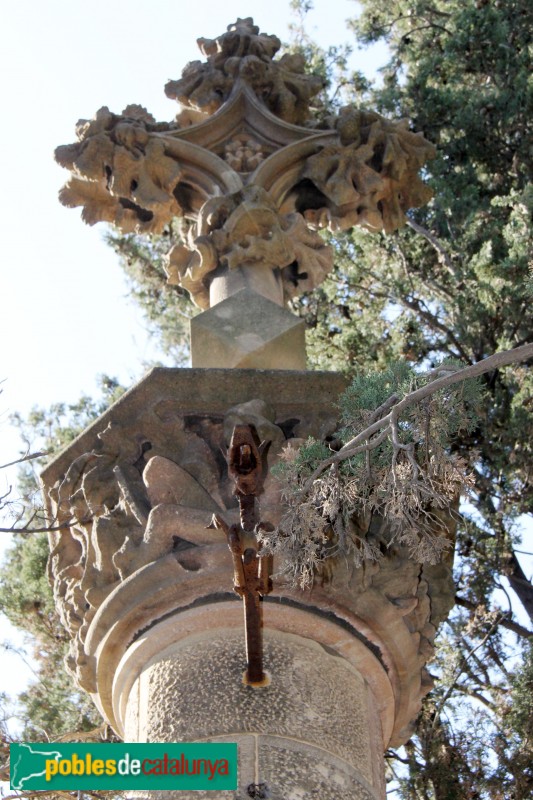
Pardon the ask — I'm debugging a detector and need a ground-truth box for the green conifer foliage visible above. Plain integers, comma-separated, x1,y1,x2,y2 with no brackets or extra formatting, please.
333,1,533,794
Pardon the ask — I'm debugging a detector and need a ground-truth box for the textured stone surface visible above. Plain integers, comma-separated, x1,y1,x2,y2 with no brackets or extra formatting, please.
49,16,451,797
142,455,220,510
124,631,382,799
167,186,332,310
111,601,393,747
164,18,323,126
43,369,345,694
42,367,455,748
190,289,306,369
138,631,371,779
256,735,379,800
133,735,380,800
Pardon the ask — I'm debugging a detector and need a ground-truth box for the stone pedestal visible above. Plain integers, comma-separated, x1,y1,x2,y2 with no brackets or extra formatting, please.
190,290,306,369
209,264,285,308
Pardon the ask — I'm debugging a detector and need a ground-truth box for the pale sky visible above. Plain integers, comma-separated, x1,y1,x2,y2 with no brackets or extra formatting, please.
0,0,388,732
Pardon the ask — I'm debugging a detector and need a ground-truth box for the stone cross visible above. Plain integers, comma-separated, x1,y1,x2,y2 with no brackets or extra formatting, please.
56,17,434,369
46,21,455,799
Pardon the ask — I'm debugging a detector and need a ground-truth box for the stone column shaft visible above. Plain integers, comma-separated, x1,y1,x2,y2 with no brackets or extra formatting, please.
115,611,388,799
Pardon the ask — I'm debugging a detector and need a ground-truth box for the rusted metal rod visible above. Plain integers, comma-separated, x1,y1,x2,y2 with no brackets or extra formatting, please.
210,423,273,685
242,548,264,685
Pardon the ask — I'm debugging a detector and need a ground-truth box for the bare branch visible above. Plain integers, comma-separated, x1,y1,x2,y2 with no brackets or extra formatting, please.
0,452,49,471
406,217,457,275
430,613,503,731
0,519,83,535
454,595,532,639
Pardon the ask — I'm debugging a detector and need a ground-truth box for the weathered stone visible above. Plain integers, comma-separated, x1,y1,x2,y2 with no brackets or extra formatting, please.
166,186,332,310
164,18,324,126
43,369,346,693
122,630,383,799
189,290,306,369
224,133,265,172
43,367,455,756
301,108,435,234
49,18,454,799
55,19,434,312
143,455,220,510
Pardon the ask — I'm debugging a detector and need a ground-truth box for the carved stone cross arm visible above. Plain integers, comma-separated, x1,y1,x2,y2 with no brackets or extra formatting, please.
55,17,435,312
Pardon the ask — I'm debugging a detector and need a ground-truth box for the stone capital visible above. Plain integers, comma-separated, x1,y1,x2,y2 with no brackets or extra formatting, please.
43,368,455,754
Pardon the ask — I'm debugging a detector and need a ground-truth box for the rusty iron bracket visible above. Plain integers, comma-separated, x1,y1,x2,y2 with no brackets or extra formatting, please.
210,424,273,685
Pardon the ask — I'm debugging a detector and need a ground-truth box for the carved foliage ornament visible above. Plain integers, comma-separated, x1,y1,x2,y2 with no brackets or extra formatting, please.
165,17,324,125
166,186,332,309
55,18,435,309
302,107,435,233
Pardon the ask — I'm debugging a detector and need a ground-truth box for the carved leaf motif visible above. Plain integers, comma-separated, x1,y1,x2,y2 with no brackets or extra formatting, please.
58,178,118,226
224,134,264,172
280,214,333,299
302,108,436,234
56,110,184,233
302,144,383,220
165,18,323,125
166,236,217,310
166,189,334,308
211,206,293,271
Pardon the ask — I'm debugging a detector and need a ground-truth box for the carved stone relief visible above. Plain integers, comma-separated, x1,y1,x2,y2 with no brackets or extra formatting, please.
224,134,265,172
165,186,332,308
45,371,455,736
164,18,324,126
55,18,435,310
46,386,323,691
300,109,435,233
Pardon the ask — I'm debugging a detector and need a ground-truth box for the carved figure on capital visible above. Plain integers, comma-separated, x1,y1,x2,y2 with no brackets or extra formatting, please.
45,387,454,738
45,396,298,691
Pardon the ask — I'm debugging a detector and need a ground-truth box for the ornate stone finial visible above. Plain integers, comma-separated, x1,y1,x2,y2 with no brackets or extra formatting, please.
55,21,436,368
55,18,435,321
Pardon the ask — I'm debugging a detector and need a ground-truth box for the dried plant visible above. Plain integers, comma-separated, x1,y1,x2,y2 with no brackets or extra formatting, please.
260,344,533,588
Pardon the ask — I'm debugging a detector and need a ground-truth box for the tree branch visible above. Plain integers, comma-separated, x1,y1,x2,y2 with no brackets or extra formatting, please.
455,595,532,639
430,613,503,732
0,451,49,470
506,551,533,623
406,218,458,276
304,342,533,490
